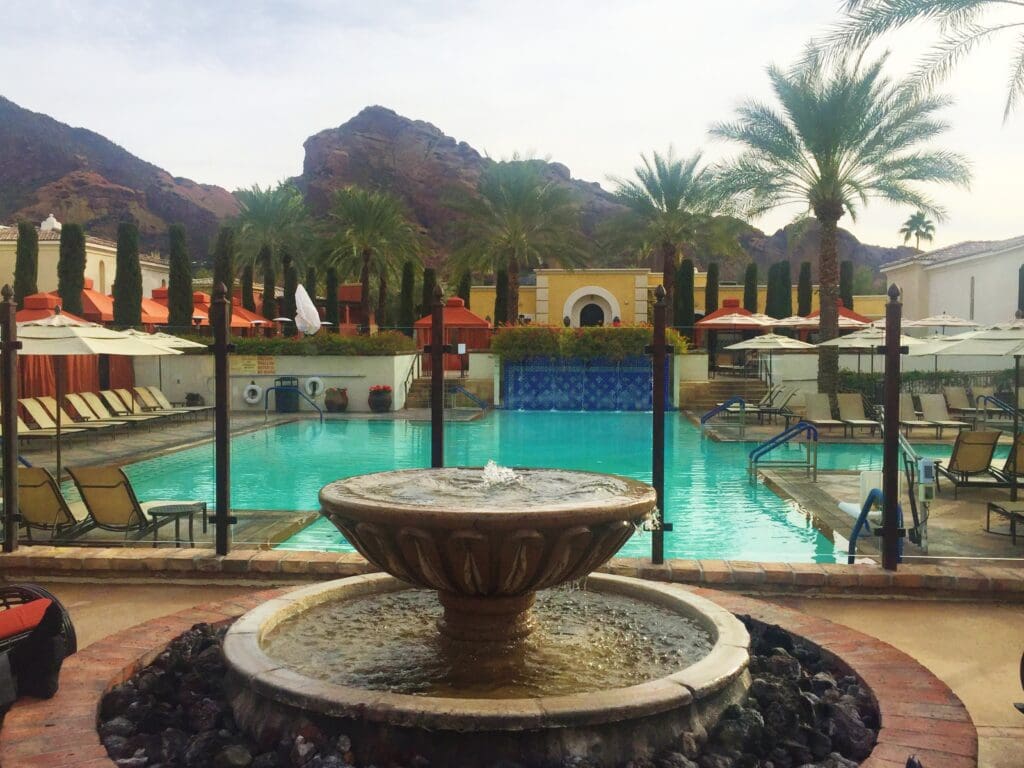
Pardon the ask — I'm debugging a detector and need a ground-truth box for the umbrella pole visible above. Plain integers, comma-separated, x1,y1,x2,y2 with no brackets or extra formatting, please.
1,286,19,553
1013,355,1020,503
55,357,63,482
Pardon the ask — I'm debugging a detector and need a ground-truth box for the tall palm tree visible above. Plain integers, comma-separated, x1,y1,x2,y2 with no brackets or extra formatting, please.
234,183,309,318
899,211,936,249
712,48,970,395
829,1,1024,121
326,187,420,332
449,159,587,324
606,149,742,306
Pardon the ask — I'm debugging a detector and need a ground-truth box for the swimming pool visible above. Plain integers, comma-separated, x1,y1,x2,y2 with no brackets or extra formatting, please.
122,412,985,563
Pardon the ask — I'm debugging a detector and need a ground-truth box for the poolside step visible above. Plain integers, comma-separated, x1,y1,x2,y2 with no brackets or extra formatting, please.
404,378,488,409
680,379,767,412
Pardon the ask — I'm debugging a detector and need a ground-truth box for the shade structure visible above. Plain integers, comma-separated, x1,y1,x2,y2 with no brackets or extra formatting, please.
16,313,182,479
725,333,817,383
120,329,207,350
140,297,170,326
415,297,491,371
16,294,88,324
904,312,979,331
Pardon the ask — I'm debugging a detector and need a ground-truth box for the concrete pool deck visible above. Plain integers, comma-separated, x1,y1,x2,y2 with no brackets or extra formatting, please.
2,577,1020,767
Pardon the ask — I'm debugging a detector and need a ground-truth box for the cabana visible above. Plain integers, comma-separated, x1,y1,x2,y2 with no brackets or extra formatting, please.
415,298,491,372
693,299,772,347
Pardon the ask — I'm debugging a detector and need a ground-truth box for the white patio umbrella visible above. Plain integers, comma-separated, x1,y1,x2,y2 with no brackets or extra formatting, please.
905,312,979,334
120,329,206,391
724,333,816,383
697,312,774,330
817,327,924,373
17,313,183,478
771,315,808,328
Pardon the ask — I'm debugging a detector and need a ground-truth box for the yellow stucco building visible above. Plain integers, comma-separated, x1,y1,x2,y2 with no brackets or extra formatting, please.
470,268,887,327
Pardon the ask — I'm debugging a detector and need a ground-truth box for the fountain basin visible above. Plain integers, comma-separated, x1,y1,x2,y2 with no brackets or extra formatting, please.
223,573,751,768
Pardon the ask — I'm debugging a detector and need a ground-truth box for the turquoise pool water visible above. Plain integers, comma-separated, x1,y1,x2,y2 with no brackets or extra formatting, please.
122,412,984,563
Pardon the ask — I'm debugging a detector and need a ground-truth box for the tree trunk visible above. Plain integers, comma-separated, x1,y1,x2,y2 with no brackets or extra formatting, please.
661,240,676,309
360,248,372,334
377,273,388,329
815,207,843,399
261,246,277,320
507,254,520,324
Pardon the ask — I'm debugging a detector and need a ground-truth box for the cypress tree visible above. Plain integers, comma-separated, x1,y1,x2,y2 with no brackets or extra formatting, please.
13,221,38,308
797,261,813,316
674,259,695,332
764,263,781,318
282,253,298,336
241,265,255,311
840,260,855,310
777,261,793,318
457,269,472,309
167,224,194,329
325,267,340,327
704,262,720,314
398,260,416,335
212,225,235,300
377,274,389,329
113,221,143,326
494,269,509,327
305,266,318,300
57,224,86,315
421,267,437,316
742,263,758,313
259,245,276,320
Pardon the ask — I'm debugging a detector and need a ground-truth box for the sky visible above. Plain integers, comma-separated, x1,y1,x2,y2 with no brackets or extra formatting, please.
3,0,1022,249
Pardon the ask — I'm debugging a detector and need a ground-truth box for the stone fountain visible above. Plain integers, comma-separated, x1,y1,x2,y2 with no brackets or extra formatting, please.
224,466,751,767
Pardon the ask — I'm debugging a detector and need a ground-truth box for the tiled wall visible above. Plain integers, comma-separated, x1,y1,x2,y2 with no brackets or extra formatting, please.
501,357,669,410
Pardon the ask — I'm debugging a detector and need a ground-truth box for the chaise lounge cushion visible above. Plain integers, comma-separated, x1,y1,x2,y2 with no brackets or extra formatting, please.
0,599,52,641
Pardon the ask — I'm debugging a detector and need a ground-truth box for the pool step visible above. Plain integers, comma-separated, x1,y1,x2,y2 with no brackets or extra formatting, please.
679,379,768,412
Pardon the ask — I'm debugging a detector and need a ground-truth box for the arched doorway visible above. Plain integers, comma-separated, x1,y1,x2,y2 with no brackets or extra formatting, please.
579,303,605,327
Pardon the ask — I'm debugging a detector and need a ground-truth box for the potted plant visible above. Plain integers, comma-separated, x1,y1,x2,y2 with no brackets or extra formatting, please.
367,384,393,413
324,387,348,413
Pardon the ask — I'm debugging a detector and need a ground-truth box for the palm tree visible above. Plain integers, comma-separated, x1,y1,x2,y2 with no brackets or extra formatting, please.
606,149,742,306
899,211,936,249
830,1,1024,121
449,159,587,323
234,183,309,318
326,187,420,333
712,48,970,395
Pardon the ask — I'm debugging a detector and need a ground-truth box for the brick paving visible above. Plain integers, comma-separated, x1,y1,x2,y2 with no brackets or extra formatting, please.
0,582,977,767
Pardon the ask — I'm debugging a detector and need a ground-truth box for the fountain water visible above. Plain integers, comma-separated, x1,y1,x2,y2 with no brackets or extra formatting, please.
224,467,751,767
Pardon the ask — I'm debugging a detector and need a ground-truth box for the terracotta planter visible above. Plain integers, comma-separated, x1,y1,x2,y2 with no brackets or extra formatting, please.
368,390,393,413
324,388,348,413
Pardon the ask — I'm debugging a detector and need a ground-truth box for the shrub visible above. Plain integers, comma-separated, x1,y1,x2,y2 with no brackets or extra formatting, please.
228,330,416,356
398,260,416,334
494,269,508,326
491,325,688,362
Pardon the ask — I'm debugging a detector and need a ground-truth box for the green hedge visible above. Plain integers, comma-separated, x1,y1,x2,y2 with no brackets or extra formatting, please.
491,326,688,362
174,331,416,356
839,369,1015,403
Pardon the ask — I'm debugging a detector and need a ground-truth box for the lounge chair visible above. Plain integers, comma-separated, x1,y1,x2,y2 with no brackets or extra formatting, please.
898,394,935,437
943,387,982,419
75,392,159,425
803,393,845,433
1,404,87,441
17,467,93,542
934,430,1002,498
67,466,205,547
992,432,1024,484
18,398,106,438
145,387,214,418
837,393,880,438
129,387,191,419
92,392,163,424
919,394,972,437
35,397,124,435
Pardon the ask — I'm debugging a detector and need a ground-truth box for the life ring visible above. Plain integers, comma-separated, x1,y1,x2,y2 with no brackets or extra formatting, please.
243,382,263,405
305,376,325,398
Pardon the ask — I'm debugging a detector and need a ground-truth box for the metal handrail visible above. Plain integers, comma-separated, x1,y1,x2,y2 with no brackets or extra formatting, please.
847,488,904,565
700,396,746,439
447,384,487,410
977,395,1019,422
261,386,325,423
403,355,421,403
748,421,819,481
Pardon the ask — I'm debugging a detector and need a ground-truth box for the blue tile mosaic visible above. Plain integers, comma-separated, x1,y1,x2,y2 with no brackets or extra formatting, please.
501,357,670,411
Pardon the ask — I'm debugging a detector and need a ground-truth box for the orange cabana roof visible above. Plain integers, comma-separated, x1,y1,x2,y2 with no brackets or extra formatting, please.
413,297,490,328
140,297,169,325
16,293,89,324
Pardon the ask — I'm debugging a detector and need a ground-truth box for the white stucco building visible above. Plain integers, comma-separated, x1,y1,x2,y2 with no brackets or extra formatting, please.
0,214,169,298
880,235,1024,325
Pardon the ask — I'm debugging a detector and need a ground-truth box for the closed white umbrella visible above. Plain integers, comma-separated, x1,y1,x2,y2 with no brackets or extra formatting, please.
18,313,182,478
294,285,321,336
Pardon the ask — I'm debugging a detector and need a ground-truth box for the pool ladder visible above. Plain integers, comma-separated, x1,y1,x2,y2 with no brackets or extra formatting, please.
748,421,819,483
700,396,747,439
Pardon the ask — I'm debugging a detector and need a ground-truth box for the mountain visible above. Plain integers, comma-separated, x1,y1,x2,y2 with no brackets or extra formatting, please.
294,106,916,279
0,96,239,257
294,105,625,263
